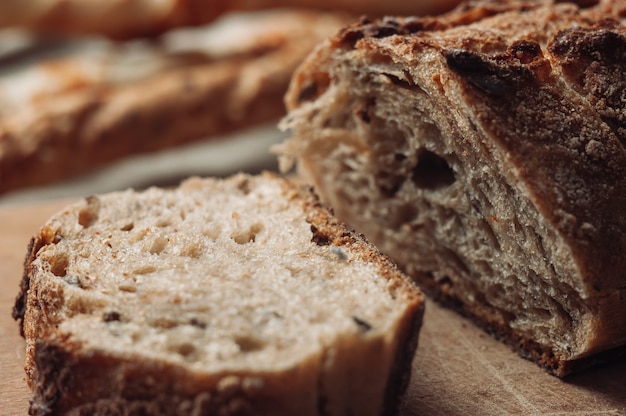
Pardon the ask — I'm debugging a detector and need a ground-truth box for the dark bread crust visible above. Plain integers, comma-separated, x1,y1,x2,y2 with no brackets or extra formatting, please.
29,338,265,415
13,237,37,338
280,0,626,376
418,271,626,377
13,225,65,338
549,22,626,147
14,173,425,415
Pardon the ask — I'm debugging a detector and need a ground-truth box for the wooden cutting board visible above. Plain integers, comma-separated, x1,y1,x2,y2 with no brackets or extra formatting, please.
1,199,625,415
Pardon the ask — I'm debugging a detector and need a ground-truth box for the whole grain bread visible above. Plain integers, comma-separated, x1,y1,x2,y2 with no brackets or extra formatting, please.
277,0,626,376
0,9,350,196
12,172,424,415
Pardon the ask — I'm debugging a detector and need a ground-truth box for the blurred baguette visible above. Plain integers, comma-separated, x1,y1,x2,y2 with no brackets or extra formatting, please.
0,9,350,195
0,0,461,39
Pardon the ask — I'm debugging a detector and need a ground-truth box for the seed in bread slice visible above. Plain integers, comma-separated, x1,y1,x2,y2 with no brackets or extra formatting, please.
13,172,424,416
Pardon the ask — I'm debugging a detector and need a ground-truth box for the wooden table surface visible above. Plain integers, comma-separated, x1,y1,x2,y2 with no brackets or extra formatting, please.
1,199,626,416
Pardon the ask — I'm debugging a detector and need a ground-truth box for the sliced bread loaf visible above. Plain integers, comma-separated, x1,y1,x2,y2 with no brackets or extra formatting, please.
13,172,424,415
277,0,626,376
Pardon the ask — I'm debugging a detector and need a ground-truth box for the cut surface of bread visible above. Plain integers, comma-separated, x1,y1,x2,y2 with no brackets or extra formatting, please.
13,172,424,415
277,0,626,376
0,9,350,195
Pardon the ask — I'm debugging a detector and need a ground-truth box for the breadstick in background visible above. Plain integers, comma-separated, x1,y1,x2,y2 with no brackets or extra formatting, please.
0,0,462,39
0,10,351,195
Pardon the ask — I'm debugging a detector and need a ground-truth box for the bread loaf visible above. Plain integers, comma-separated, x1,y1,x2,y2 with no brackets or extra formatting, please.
0,10,349,195
277,0,626,376
0,0,460,39
12,172,424,415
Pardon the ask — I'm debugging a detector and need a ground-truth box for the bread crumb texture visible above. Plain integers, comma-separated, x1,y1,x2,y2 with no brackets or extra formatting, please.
20,172,423,415
34,174,401,366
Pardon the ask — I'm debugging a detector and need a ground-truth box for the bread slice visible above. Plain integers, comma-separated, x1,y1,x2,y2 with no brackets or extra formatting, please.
0,9,350,195
277,0,626,376
12,172,424,415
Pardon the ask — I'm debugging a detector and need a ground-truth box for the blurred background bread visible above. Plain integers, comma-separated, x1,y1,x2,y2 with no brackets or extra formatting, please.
0,9,351,200
0,0,462,39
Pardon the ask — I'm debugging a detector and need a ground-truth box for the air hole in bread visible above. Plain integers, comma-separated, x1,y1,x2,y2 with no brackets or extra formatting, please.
120,222,134,231
78,196,100,228
50,253,69,277
102,311,122,322
148,236,168,254
181,242,204,259
156,218,173,227
382,72,416,90
133,265,156,275
189,318,207,329
202,224,222,240
297,83,320,103
232,223,264,244
438,276,454,290
170,342,196,358
150,318,179,329
412,149,456,190
235,335,264,353
478,218,501,251
118,282,137,292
